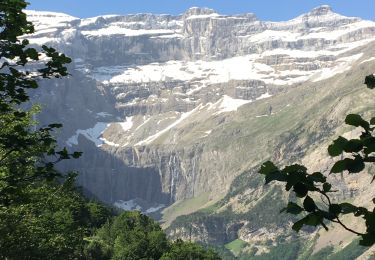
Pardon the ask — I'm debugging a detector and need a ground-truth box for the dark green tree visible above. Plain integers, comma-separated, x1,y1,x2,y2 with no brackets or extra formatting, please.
0,1,113,258
86,211,170,259
86,211,222,260
0,0,78,205
260,75,375,246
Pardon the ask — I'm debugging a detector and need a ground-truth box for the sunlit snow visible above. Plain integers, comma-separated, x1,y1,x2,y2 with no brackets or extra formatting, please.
312,53,363,82
119,117,133,131
256,93,272,100
67,122,110,147
113,200,165,214
215,95,252,114
136,105,202,145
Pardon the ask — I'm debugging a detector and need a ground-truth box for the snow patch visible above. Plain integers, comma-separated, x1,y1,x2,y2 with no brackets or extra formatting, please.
360,57,375,64
186,13,220,20
81,27,176,37
113,200,165,214
312,53,363,82
145,204,165,213
101,138,120,147
119,117,133,131
114,200,141,211
215,95,252,114
256,93,272,100
96,112,112,118
67,122,110,147
136,105,201,145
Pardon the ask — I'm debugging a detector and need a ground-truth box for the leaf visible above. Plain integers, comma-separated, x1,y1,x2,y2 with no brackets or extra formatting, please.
371,117,375,125
72,152,82,159
283,164,307,174
281,202,304,215
260,161,286,184
340,203,357,214
259,161,278,176
25,48,39,60
330,157,365,174
328,136,348,157
293,213,322,232
359,233,375,246
346,157,365,173
329,204,341,216
303,196,316,212
304,214,322,226
343,139,363,153
293,182,308,198
323,183,331,192
354,207,368,217
345,114,370,130
265,171,287,184
365,74,375,89
292,218,305,232
330,160,346,173
308,172,326,183
363,137,375,155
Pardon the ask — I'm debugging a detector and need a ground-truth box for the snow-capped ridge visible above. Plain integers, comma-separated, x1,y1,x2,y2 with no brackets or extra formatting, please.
184,7,216,16
308,5,333,16
24,9,78,20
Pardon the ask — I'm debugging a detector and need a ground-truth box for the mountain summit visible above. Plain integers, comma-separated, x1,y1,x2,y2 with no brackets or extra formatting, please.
309,5,333,16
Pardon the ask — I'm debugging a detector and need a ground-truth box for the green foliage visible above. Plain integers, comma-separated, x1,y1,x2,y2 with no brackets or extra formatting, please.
0,182,111,259
0,1,115,258
259,75,375,246
0,0,75,207
85,211,221,260
87,211,167,259
364,74,375,89
161,239,221,260
225,239,248,256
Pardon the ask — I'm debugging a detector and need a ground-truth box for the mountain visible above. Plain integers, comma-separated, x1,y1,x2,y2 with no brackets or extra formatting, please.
25,6,375,258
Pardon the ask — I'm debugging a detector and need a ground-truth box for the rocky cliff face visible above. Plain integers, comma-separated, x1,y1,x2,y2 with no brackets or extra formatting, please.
25,5,375,237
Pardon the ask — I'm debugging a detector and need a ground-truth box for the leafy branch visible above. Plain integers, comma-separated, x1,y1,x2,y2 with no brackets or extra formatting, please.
260,75,375,246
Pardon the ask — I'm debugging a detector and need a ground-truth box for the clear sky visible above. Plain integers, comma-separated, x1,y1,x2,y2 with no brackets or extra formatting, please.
27,0,375,21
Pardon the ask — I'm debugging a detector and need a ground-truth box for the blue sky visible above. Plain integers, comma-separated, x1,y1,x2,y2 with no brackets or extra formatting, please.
27,0,375,21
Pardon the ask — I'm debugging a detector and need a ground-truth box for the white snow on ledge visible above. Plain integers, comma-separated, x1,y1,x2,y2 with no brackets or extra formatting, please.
312,53,363,82
256,92,272,100
119,117,133,131
360,57,375,64
114,200,142,211
135,105,202,146
186,13,220,20
67,122,123,147
113,199,165,214
81,27,176,37
215,95,252,114
67,122,110,147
